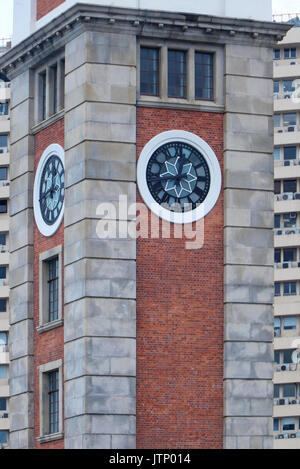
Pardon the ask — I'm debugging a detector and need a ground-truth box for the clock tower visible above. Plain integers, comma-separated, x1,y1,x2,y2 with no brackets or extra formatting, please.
0,0,290,450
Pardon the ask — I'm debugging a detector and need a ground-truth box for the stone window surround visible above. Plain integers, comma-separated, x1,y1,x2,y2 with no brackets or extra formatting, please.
34,50,65,126
37,359,63,444
137,39,224,111
37,245,63,334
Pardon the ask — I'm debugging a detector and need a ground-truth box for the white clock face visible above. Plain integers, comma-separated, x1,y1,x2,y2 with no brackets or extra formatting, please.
33,144,65,237
137,131,222,224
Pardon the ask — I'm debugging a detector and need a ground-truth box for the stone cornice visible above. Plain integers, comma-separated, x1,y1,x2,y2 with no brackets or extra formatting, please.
0,3,291,79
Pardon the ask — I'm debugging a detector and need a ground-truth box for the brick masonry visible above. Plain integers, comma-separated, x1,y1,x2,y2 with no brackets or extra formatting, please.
33,118,65,449
136,107,224,449
36,0,66,20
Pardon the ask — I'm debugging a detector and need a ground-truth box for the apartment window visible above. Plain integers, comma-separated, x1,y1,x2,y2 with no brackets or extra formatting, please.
0,398,6,411
274,384,280,399
284,213,297,228
0,332,7,345
168,50,187,98
0,299,7,313
0,135,8,153
274,317,281,333
0,233,6,246
274,49,280,60
274,350,280,364
283,113,297,127
0,201,7,214
275,282,281,296
38,360,63,442
0,168,8,181
38,246,63,332
195,52,213,100
0,102,8,116
274,148,280,161
274,249,281,263
51,64,58,115
0,365,7,378
0,299,7,312
283,316,297,330
274,180,281,194
283,179,297,193
140,47,159,96
274,214,281,228
283,350,294,364
283,282,297,296
283,418,296,431
283,384,296,398
283,248,296,262
274,81,280,93
284,146,296,161
0,431,8,444
274,114,280,128
284,48,296,59
283,80,295,93
274,419,279,432
0,267,6,280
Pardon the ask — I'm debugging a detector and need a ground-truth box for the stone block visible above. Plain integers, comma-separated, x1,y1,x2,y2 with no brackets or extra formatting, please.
10,209,34,252
9,356,34,396
10,282,33,324
9,320,34,360
9,136,34,181
64,297,136,343
9,392,34,431
10,99,33,145
224,227,273,266
10,172,34,216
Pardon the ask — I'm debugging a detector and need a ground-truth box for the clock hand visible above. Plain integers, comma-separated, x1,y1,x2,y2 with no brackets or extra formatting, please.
39,188,52,201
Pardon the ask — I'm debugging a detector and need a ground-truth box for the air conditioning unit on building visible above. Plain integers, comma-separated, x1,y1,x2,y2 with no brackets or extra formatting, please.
290,433,297,439
282,193,294,200
279,399,286,405
282,262,292,269
290,400,297,405
287,126,298,132
281,364,290,371
278,434,284,439
295,193,300,200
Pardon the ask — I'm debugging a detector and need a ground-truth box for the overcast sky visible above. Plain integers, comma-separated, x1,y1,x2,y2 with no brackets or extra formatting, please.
0,1,300,38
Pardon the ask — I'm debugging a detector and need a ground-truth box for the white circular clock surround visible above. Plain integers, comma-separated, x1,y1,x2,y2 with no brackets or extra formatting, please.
137,130,222,224
33,143,65,237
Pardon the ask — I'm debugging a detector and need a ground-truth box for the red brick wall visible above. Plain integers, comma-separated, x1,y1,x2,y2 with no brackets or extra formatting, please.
33,118,65,449
136,107,224,449
36,0,66,20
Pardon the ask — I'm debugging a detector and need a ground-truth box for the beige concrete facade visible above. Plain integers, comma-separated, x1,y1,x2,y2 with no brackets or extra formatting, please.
0,38,11,449
273,17,300,449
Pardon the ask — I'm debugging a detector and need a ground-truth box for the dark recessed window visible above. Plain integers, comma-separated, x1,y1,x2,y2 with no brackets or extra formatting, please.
48,257,59,323
283,281,296,296
274,419,279,432
275,282,281,296
0,135,8,152
274,81,280,93
283,350,294,364
284,48,296,59
274,49,280,60
283,383,296,397
283,80,295,93
274,249,281,263
274,180,281,194
283,113,297,127
284,146,296,161
283,418,295,431
40,72,46,121
274,114,280,127
283,248,296,262
140,47,159,96
0,430,8,444
283,316,297,330
283,179,297,193
0,103,8,116
0,168,8,181
0,398,6,411
168,50,187,98
195,52,213,101
274,384,280,399
51,64,58,114
0,299,7,312
48,370,59,434
0,200,8,214
274,148,280,161
274,350,280,364
284,213,297,228
274,214,281,228
0,267,6,279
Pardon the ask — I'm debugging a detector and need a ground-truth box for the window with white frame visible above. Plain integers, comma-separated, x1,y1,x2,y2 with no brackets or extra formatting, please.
282,417,296,431
283,316,297,331
38,245,63,332
35,54,65,124
38,360,63,442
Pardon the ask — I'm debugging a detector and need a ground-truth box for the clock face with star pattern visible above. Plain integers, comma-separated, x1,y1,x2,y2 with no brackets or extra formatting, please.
33,144,65,237
137,131,221,224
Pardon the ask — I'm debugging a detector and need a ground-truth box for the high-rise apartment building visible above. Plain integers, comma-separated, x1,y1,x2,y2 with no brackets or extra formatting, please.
273,13,300,450
0,0,289,449
0,38,11,450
